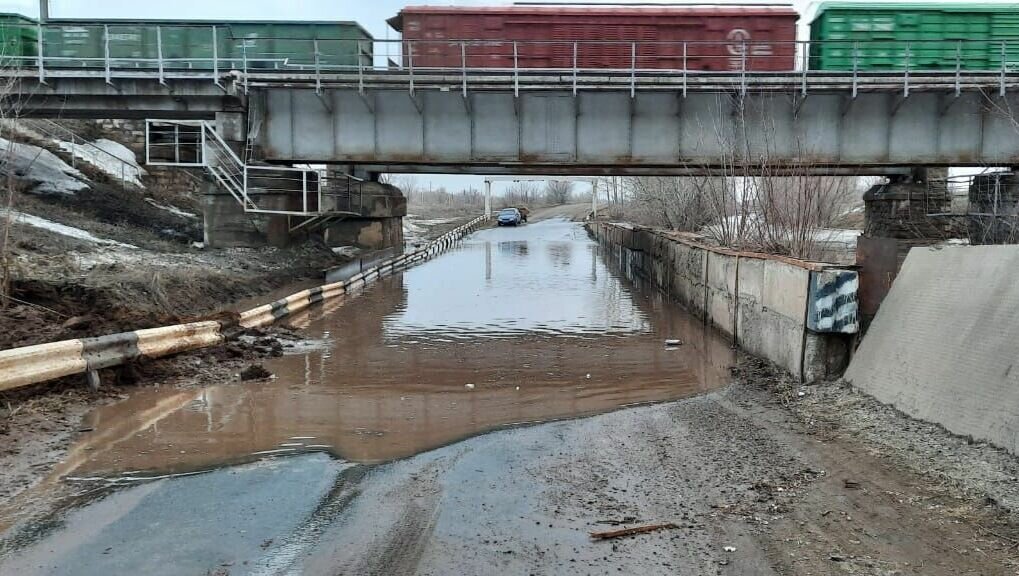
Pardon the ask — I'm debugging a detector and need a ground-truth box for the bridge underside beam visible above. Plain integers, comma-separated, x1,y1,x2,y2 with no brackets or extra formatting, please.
260,88,1019,171
348,164,915,177
10,77,243,119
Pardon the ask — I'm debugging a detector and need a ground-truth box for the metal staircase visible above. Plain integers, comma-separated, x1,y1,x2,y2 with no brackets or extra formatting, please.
144,119,337,219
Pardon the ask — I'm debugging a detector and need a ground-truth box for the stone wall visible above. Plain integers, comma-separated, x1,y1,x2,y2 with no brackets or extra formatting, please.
589,222,857,382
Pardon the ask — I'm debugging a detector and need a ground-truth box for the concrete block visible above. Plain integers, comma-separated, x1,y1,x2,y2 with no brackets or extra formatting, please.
802,333,850,382
707,288,735,337
737,257,765,304
763,260,809,322
737,305,803,377
706,252,737,293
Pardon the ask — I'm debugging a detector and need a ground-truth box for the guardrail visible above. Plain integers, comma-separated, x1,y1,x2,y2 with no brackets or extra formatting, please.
4,34,1017,97
15,119,141,189
0,214,490,393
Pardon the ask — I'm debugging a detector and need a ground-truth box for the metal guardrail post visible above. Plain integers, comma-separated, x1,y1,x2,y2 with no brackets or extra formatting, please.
314,38,322,95
740,41,747,96
461,41,467,98
572,41,578,96
852,41,859,99
1001,41,1008,97
302,171,308,214
242,43,249,94
242,165,250,210
157,26,165,85
200,122,207,167
358,40,364,95
513,42,519,98
408,40,414,95
955,41,962,97
104,24,111,85
801,41,808,96
630,42,636,98
682,42,687,98
903,41,910,97
36,23,45,84
212,26,219,86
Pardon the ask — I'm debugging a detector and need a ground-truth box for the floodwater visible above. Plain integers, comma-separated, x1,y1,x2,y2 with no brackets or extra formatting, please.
0,219,738,574
25,219,736,481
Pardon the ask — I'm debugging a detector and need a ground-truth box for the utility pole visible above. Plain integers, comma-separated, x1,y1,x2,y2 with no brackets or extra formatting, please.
39,0,49,22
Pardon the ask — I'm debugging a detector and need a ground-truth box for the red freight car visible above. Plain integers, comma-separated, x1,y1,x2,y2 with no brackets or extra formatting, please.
388,5,798,72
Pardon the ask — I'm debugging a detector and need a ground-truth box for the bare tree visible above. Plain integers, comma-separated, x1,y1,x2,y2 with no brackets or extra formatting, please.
615,92,862,260
544,180,573,205
504,181,539,206
0,54,26,310
622,177,715,231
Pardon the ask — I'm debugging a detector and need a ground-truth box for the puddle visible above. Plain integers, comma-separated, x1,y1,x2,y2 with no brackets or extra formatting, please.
32,219,736,478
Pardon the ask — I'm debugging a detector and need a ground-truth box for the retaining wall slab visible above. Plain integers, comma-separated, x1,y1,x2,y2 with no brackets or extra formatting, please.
845,245,1019,455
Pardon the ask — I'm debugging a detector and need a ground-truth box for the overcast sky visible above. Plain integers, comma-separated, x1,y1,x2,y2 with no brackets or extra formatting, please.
2,0,1008,193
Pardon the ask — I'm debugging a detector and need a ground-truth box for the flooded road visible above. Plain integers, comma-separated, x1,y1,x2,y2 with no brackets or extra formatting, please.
0,218,735,575
43,219,735,476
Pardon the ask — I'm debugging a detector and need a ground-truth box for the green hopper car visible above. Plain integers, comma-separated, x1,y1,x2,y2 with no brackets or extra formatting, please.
810,2,1019,71
38,19,373,70
0,13,37,64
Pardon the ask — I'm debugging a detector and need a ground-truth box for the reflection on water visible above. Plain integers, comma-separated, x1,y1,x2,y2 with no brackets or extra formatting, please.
35,220,735,479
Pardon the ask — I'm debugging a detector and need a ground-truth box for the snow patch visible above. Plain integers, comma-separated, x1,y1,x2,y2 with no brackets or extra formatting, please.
3,210,137,248
0,138,89,196
56,138,146,188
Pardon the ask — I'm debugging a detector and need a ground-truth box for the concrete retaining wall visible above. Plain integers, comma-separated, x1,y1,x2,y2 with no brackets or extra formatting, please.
845,245,1019,456
589,222,857,381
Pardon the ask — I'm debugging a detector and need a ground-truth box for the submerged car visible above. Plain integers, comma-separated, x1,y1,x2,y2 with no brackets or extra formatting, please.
497,207,523,226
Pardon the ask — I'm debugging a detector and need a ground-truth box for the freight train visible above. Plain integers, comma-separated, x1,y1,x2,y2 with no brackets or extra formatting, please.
0,3,1017,73
0,17,373,69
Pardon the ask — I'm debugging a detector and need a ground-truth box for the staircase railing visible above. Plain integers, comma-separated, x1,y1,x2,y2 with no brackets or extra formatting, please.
145,119,323,216
15,118,143,190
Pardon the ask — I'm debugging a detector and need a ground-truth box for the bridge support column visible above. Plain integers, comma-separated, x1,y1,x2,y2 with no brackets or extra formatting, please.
320,177,408,251
202,182,293,248
485,180,491,216
856,168,956,326
214,111,247,158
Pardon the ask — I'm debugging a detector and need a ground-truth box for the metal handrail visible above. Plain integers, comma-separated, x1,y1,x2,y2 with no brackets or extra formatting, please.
144,119,325,217
9,32,1019,74
15,119,141,189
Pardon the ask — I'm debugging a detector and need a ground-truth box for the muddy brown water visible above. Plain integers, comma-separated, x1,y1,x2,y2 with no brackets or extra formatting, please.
40,219,736,480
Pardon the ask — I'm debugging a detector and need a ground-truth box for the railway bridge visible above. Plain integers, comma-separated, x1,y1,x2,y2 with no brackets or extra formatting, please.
3,38,1019,247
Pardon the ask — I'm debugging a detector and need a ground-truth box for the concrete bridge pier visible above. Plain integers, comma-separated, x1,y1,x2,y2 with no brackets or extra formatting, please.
203,112,300,248
855,167,954,325
320,175,407,251
203,184,298,248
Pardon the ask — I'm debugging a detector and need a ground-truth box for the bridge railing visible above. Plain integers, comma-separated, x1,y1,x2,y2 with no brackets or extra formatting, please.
5,27,1017,94
144,119,328,217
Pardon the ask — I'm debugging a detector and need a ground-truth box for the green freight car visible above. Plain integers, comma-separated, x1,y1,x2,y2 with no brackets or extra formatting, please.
810,2,1019,71
0,13,37,65
39,20,372,71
